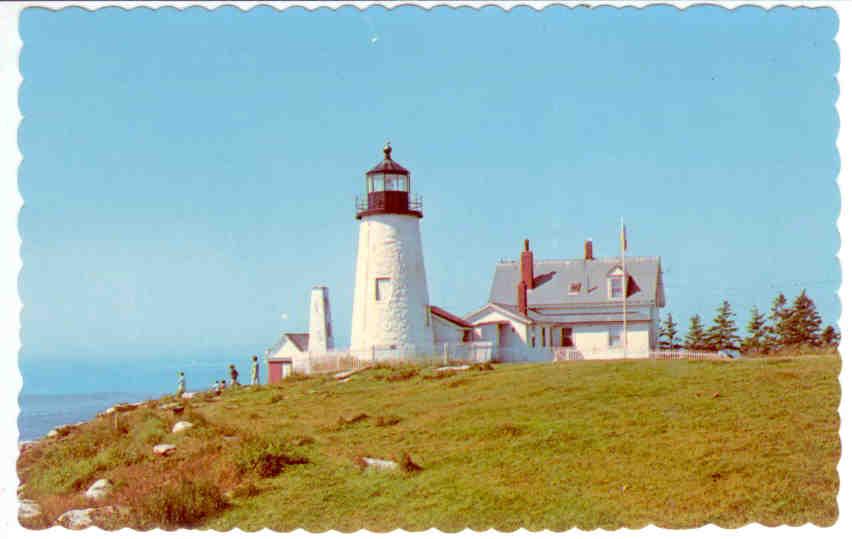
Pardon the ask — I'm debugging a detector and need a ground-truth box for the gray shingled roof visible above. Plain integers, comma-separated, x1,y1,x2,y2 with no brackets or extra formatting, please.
285,333,310,352
489,256,665,307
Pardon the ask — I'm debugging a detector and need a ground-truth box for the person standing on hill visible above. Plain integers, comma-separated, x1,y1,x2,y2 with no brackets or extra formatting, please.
229,364,240,387
176,371,186,397
250,356,260,385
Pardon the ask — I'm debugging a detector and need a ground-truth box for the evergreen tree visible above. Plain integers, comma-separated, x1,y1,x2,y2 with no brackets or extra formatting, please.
768,292,791,349
658,313,680,350
821,325,840,348
740,307,769,355
786,289,823,347
684,315,707,351
705,300,740,351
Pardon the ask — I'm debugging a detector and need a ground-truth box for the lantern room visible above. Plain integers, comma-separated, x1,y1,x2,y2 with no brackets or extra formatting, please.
356,142,423,219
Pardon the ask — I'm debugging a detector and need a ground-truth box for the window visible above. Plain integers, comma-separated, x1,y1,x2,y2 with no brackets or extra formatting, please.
569,281,582,294
541,327,546,347
608,326,623,348
609,276,624,299
369,176,385,192
561,327,574,347
374,278,390,301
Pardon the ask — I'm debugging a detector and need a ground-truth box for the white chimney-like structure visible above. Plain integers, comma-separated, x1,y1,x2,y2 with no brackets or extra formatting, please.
350,143,434,357
308,286,333,354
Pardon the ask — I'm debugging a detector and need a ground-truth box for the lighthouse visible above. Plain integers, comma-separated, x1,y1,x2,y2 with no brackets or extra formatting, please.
350,143,434,358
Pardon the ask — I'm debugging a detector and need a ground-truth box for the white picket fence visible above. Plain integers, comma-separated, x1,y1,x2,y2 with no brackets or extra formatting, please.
294,342,497,375
649,349,723,360
287,346,727,376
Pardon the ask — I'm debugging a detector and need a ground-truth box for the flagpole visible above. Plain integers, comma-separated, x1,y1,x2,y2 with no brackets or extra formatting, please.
621,217,627,360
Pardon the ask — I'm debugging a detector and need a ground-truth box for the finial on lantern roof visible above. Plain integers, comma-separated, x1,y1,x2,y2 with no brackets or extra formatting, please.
383,141,392,159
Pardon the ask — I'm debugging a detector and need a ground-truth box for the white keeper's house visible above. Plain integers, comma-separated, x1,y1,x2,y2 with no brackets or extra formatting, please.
465,239,666,361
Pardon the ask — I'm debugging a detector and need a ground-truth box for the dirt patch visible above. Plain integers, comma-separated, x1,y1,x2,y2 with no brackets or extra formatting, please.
422,370,456,380
493,423,524,437
400,453,424,473
446,378,473,389
337,413,370,427
374,415,402,427
470,362,495,371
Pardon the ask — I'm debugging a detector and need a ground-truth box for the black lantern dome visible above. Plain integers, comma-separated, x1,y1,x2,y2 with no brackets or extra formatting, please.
356,142,423,220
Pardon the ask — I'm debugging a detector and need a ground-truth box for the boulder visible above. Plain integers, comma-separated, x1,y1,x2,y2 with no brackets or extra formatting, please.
334,367,368,381
18,441,36,453
46,423,77,438
159,402,181,410
172,421,194,433
18,499,41,521
55,508,95,530
85,478,112,501
436,365,471,372
357,457,399,471
153,444,176,456
181,392,196,400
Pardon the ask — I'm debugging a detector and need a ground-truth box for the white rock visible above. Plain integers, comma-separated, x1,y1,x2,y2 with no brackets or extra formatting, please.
435,365,471,372
334,367,368,381
360,457,399,471
55,508,95,530
172,421,194,433
46,429,59,438
85,479,112,501
152,444,176,456
18,499,41,521
18,440,36,452
181,392,196,399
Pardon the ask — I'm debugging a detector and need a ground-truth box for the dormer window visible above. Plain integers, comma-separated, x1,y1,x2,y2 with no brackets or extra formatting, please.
608,267,625,299
609,276,624,299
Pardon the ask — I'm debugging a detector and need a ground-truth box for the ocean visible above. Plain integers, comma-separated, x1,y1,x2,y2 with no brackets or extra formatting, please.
17,357,254,441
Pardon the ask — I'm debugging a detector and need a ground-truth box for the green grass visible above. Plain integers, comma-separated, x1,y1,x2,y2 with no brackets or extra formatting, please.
19,355,839,530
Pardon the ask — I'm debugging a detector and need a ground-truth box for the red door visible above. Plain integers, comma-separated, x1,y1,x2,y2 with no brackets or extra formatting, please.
268,360,283,384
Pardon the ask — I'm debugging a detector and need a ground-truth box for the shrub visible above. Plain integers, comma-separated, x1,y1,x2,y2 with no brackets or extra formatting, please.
232,438,308,479
136,478,228,530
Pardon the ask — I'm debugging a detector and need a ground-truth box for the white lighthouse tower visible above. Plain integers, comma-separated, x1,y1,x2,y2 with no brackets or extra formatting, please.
308,286,333,354
350,143,434,358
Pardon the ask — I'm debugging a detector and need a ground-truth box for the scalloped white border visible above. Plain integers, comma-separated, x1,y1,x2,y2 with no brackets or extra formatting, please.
0,2,848,537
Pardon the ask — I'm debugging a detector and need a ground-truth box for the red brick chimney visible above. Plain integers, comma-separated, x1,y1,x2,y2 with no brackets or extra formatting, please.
520,239,534,290
517,281,528,316
584,239,594,260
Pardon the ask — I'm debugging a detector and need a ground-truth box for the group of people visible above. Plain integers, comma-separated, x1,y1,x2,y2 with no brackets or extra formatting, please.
175,356,261,397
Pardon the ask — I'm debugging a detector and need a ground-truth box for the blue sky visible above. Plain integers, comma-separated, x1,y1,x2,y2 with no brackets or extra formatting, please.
18,5,839,362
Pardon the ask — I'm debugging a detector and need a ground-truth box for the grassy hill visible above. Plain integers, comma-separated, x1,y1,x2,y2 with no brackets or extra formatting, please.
18,354,839,530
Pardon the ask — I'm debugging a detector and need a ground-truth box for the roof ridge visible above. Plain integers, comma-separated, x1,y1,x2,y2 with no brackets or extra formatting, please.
496,256,659,264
